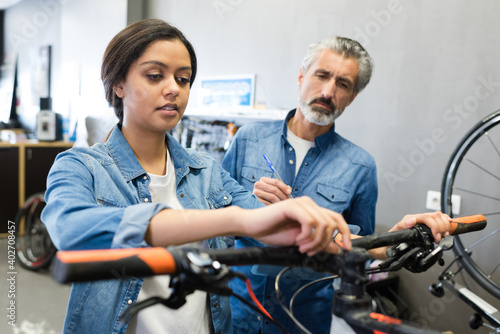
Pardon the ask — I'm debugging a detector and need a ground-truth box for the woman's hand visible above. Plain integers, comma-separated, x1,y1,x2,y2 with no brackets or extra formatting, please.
239,196,351,255
389,211,452,243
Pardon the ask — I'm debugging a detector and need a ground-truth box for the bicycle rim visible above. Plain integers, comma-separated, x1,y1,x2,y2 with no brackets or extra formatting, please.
15,194,56,270
441,110,500,299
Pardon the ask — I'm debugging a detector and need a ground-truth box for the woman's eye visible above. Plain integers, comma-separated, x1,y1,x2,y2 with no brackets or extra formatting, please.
147,74,163,81
177,77,191,85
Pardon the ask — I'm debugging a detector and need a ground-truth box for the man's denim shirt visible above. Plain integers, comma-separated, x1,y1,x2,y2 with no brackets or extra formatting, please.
42,125,262,334
221,110,378,333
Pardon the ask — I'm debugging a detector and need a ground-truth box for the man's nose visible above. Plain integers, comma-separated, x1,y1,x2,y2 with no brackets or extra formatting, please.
321,79,336,100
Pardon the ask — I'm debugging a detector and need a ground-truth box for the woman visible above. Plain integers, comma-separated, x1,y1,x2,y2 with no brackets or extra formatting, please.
41,19,353,334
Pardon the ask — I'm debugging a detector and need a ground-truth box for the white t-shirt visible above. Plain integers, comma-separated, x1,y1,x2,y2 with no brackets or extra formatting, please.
125,150,210,334
287,126,315,176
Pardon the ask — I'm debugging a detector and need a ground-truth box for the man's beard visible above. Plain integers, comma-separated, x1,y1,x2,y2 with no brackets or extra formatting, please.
298,96,343,126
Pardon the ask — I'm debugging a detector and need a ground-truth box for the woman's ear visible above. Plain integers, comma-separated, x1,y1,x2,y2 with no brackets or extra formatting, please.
113,83,125,98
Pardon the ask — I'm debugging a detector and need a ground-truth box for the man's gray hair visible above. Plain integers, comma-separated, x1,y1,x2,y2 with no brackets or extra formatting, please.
301,36,374,93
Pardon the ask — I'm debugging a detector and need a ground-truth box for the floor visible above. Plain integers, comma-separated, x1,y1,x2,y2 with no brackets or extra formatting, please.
0,237,70,334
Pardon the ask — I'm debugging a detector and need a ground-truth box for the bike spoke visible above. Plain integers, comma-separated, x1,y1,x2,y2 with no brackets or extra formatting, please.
489,261,500,278
452,186,500,202
485,132,500,158
464,158,500,183
465,227,500,251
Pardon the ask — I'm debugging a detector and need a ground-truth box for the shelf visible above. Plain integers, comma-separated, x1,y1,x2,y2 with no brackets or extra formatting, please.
184,107,289,123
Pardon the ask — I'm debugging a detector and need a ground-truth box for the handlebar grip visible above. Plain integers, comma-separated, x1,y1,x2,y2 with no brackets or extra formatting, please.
450,214,487,235
51,247,176,284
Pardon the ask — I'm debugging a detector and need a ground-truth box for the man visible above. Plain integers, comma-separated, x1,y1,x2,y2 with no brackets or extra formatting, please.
221,36,376,333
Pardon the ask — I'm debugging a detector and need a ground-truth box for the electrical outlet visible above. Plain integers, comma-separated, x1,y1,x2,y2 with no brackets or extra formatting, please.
426,190,441,211
425,190,461,215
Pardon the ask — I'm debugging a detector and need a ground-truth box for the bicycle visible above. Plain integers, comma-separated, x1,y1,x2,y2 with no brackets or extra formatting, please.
14,192,57,270
441,109,500,299
49,214,486,334
430,109,500,334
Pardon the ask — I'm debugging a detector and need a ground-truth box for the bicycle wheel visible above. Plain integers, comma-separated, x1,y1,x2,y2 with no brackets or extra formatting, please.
441,109,500,299
14,193,57,270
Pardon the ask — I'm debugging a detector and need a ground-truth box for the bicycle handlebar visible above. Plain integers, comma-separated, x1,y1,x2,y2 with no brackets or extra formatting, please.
350,214,486,249
51,214,486,284
52,215,486,283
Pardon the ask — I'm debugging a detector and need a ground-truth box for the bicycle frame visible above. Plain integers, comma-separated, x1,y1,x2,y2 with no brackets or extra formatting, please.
51,215,487,334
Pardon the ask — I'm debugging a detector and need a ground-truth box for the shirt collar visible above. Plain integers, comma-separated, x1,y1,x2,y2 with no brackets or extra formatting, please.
282,109,337,151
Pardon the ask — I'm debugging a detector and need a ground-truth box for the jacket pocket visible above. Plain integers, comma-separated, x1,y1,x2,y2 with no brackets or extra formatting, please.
240,166,273,189
207,190,232,209
315,184,349,212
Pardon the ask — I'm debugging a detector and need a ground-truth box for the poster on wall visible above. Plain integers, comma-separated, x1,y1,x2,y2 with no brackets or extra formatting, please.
198,74,255,109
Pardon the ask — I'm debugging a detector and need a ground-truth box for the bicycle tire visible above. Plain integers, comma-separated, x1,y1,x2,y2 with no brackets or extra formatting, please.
441,109,500,299
14,193,57,270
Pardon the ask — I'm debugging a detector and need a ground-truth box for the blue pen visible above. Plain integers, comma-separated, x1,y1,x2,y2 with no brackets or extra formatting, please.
263,154,294,198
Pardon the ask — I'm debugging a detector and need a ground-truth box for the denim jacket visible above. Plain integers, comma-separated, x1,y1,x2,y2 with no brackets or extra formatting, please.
42,125,262,334
221,110,377,333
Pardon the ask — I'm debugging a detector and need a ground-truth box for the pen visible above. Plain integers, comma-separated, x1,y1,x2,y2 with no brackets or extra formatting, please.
263,154,294,198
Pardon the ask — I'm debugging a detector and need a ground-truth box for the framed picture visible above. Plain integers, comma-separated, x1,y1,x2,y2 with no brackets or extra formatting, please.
198,74,255,108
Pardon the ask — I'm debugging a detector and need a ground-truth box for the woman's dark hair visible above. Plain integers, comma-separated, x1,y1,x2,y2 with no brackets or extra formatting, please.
101,19,197,123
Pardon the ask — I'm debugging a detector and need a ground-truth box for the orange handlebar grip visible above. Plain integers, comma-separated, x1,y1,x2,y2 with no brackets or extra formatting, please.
449,214,487,235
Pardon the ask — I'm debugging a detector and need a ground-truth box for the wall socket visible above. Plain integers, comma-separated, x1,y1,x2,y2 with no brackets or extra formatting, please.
426,190,461,215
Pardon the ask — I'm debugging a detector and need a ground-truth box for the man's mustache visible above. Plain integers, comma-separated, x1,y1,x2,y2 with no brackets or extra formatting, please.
309,97,336,112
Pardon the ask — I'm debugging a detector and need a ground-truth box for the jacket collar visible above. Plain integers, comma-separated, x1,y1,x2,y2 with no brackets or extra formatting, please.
105,125,206,182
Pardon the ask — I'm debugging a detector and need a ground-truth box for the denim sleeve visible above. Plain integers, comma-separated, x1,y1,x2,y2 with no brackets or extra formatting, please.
221,135,239,180
42,152,167,251
111,203,168,249
349,164,378,236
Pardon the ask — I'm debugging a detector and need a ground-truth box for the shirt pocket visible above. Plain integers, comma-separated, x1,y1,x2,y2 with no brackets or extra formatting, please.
207,190,232,209
315,183,350,213
97,196,128,208
240,166,273,189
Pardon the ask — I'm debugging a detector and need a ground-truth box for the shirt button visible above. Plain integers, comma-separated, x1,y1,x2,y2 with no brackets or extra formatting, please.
289,147,293,151
257,316,261,321
144,198,149,203
127,300,133,305
213,302,218,308
180,193,185,198
304,162,308,166
143,176,147,180
289,160,294,165
223,196,227,200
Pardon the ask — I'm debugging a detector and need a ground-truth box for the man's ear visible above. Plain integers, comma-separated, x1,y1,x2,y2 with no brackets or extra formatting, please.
113,83,125,98
297,67,305,87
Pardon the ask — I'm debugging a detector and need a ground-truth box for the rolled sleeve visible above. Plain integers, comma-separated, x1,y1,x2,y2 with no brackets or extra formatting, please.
111,203,169,249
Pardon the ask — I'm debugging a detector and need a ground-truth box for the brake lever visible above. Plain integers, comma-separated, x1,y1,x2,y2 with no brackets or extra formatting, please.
414,235,455,272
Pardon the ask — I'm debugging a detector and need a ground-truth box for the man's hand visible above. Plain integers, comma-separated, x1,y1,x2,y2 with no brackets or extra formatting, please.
389,211,452,243
253,177,293,205
240,196,351,256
